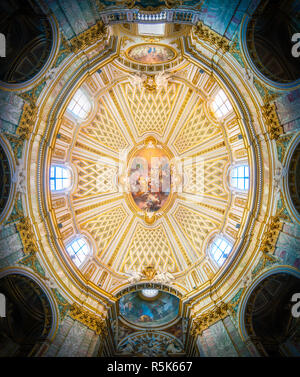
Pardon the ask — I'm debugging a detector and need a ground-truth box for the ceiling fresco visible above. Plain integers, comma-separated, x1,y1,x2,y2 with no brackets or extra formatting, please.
127,44,176,64
2,0,299,359
50,53,251,292
119,290,179,327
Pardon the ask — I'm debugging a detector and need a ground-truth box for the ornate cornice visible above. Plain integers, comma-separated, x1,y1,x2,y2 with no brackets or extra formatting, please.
16,217,38,255
16,102,38,141
191,302,231,335
69,303,107,336
261,102,283,140
193,21,230,54
260,210,285,256
69,21,107,54
251,208,288,277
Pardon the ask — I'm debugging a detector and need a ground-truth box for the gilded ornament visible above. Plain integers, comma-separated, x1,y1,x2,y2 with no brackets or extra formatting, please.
261,102,283,140
69,21,107,54
16,217,38,255
193,22,230,54
17,103,37,140
191,302,231,335
69,303,107,336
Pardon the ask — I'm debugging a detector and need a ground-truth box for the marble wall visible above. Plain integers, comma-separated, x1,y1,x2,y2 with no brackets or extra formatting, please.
0,223,23,267
45,316,101,357
196,316,251,357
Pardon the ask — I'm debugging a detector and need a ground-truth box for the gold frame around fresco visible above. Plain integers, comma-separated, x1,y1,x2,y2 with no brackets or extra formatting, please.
119,136,178,224
125,42,178,65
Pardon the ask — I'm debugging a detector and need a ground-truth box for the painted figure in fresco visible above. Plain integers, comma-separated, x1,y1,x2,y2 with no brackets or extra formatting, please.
166,339,182,354
119,339,135,354
139,314,152,322
130,157,171,212
128,44,175,64
119,291,179,327
123,301,134,315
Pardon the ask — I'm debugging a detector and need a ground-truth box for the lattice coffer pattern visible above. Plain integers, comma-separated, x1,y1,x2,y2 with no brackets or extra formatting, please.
120,224,178,273
82,206,127,254
123,82,180,136
73,157,118,196
81,100,128,152
174,205,218,256
174,102,219,154
183,157,228,198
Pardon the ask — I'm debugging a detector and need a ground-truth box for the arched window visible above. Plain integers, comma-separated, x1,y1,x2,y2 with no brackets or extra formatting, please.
210,236,233,266
230,165,250,191
50,166,71,192
67,88,91,119
211,89,233,118
66,237,90,267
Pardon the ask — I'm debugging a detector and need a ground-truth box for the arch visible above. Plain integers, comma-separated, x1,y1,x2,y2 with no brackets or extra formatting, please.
115,282,184,299
0,268,59,356
241,0,300,89
117,330,184,356
0,1,59,90
283,135,300,223
238,266,300,356
0,136,16,225
0,267,59,342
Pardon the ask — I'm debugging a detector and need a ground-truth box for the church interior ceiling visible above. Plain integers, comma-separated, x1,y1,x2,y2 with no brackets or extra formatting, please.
0,0,299,359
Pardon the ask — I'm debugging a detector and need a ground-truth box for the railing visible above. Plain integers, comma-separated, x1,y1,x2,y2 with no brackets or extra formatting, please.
100,9,199,25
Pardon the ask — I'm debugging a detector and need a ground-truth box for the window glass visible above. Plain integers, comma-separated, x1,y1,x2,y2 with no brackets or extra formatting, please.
230,165,249,191
210,236,233,266
66,238,90,267
212,89,233,118
50,166,71,191
67,89,91,119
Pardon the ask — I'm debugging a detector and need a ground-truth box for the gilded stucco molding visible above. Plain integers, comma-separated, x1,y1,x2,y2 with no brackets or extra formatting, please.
16,217,39,255
69,303,107,336
193,21,230,54
260,209,286,256
69,21,108,54
17,103,38,140
191,302,231,336
261,102,283,140
5,102,38,159
251,208,288,277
